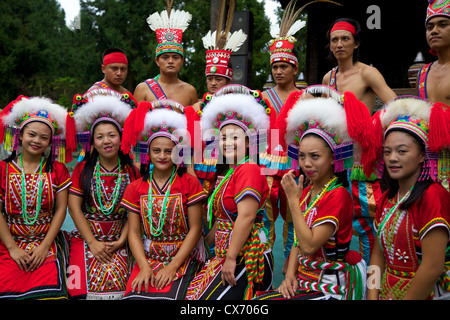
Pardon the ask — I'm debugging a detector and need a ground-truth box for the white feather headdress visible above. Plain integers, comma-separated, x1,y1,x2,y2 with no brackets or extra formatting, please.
202,0,247,79
146,1,192,57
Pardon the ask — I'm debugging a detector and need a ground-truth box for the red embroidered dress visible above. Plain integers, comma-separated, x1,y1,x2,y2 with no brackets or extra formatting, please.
120,171,206,299
68,161,138,299
0,160,71,299
185,162,272,300
374,183,450,300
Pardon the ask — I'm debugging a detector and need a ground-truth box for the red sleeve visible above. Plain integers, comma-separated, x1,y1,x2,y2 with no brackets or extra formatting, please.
184,173,207,206
120,178,143,214
232,162,269,206
413,183,450,240
312,187,353,233
52,161,71,193
69,162,85,197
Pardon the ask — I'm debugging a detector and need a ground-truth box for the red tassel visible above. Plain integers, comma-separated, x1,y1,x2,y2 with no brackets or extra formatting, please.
184,105,200,147
65,112,77,155
372,110,384,159
343,91,375,177
0,95,27,142
429,103,450,152
121,101,151,154
276,90,303,150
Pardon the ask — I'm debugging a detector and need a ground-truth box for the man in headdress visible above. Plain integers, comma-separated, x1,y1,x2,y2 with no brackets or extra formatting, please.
87,48,130,94
193,0,247,111
416,0,450,107
133,6,198,107
322,18,396,114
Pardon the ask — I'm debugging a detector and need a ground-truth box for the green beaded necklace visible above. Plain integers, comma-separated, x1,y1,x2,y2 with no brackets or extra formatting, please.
206,156,250,229
19,154,44,225
146,165,177,237
94,157,123,215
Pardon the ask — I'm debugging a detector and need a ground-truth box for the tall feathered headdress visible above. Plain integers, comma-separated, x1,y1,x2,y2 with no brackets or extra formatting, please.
269,0,341,66
147,0,192,57
202,0,247,80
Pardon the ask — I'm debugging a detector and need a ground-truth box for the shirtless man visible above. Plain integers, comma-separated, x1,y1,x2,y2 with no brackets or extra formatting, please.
322,18,396,114
416,0,450,107
134,8,197,106
322,18,396,265
87,48,129,94
133,52,198,106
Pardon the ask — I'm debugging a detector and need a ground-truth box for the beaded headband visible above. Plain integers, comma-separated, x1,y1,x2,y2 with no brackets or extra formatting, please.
275,85,376,177
426,0,450,24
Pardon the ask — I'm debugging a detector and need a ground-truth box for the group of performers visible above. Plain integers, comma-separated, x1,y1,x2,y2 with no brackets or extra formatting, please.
0,0,449,301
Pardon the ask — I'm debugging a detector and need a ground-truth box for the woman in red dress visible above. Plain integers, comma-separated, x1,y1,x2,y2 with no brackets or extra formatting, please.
368,97,450,300
185,85,276,300
120,99,207,300
67,91,139,299
255,86,373,300
0,96,71,299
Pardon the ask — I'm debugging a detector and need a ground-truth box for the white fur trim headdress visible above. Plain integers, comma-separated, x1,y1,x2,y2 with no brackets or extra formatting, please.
277,85,376,175
121,99,200,165
67,89,137,156
372,96,450,182
0,95,70,162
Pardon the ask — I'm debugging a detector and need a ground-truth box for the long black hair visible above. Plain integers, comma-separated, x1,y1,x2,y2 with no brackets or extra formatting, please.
326,18,361,66
384,128,432,210
79,120,137,203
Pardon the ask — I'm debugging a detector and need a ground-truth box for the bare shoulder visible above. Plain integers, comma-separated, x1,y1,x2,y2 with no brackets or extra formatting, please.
322,70,332,85
359,62,382,77
133,81,153,102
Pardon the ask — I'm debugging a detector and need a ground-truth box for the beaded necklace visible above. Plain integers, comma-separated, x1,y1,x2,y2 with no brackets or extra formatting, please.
94,157,123,215
293,176,340,247
206,157,250,229
376,186,414,258
19,154,44,225
146,165,177,237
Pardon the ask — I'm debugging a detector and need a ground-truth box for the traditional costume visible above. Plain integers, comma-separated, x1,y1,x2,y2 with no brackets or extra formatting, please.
143,4,192,100
255,85,372,300
260,0,316,267
0,96,71,300
371,96,450,299
66,90,139,299
194,0,248,246
417,0,450,102
120,99,207,300
185,84,275,300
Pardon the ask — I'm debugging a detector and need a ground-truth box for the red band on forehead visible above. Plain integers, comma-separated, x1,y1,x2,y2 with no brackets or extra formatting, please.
103,52,128,66
330,21,356,36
